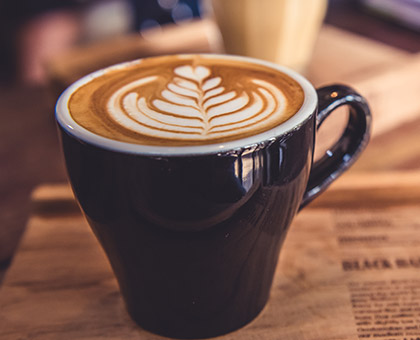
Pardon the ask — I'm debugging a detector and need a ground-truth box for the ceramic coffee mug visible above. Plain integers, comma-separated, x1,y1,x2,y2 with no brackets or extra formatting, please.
55,54,371,339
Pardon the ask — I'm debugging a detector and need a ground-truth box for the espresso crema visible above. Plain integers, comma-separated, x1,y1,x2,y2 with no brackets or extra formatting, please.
68,55,304,146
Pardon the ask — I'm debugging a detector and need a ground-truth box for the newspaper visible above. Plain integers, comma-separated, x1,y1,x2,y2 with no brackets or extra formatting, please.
266,185,420,340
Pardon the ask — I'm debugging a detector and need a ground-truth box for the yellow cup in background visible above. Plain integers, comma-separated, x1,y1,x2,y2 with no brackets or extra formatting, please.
204,0,328,73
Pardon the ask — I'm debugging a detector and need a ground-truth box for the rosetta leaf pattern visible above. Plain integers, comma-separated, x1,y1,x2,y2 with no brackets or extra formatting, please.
107,65,285,140
150,65,238,134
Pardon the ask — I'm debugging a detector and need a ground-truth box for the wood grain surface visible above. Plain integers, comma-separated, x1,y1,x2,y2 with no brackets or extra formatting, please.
1,172,420,339
308,26,420,138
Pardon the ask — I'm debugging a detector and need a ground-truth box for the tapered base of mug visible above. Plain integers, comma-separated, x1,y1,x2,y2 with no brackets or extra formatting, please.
126,298,268,339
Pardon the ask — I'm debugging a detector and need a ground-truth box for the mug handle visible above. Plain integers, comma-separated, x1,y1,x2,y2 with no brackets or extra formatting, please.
299,85,372,209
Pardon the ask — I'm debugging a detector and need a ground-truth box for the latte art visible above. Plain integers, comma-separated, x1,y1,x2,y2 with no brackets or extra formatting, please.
68,55,304,146
107,65,286,140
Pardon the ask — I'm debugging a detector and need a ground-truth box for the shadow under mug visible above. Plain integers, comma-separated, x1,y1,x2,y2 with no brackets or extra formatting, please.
55,55,371,339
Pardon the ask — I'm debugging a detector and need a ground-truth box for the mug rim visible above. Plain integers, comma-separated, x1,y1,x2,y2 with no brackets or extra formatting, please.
55,54,317,156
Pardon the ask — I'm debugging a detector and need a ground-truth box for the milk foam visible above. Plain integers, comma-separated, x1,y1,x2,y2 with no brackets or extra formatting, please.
66,55,306,147
107,65,286,141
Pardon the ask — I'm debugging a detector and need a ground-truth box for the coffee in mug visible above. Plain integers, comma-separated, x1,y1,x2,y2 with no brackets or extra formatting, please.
56,54,371,339
68,55,305,146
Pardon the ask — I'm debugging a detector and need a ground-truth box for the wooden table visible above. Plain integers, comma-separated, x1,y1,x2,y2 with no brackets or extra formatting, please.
2,172,420,339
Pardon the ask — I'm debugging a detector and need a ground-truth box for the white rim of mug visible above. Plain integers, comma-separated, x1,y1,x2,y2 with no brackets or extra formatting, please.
55,54,318,156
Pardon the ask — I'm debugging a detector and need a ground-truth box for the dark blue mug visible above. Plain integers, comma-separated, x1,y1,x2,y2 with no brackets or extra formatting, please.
56,55,371,339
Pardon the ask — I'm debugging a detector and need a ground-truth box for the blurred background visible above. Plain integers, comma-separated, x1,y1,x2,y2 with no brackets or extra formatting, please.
2,0,420,278
1,0,420,86
0,0,201,85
